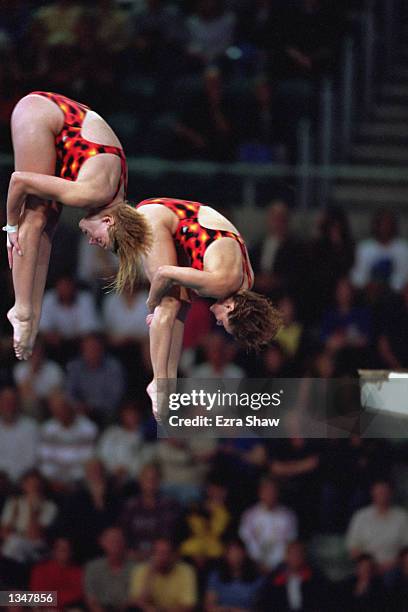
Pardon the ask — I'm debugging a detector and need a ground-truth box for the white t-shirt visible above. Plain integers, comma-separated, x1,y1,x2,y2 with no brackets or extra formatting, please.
187,11,236,61
39,416,98,483
351,238,408,291
97,426,155,477
39,289,101,338
346,504,408,563
102,291,149,340
239,503,298,569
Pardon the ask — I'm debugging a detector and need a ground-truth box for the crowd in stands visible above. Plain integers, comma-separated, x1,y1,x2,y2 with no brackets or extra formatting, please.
0,0,365,162
0,198,408,609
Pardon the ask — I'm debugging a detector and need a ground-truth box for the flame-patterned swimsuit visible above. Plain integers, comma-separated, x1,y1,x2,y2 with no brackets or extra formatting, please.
137,197,253,286
30,91,127,199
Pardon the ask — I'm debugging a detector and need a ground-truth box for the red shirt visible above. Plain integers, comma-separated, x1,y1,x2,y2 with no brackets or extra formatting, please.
30,560,83,608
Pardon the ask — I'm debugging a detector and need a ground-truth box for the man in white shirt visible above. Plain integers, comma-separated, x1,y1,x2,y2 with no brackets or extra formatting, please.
39,390,97,489
39,275,100,341
239,477,298,570
351,209,408,292
0,387,38,482
346,479,408,574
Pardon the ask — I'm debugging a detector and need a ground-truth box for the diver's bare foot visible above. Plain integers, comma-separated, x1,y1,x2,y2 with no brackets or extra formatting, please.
7,308,33,360
147,380,169,423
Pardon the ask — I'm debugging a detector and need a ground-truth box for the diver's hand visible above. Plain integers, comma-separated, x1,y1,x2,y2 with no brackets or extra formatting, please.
5,228,22,269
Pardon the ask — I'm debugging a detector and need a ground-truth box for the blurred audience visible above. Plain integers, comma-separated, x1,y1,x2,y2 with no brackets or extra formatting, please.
256,540,329,611
30,536,84,610
98,400,155,483
155,437,217,504
310,206,355,317
1,469,57,565
129,536,198,611
250,200,308,303
186,0,236,68
38,391,97,491
337,553,387,612
56,459,118,562
239,477,298,571
13,336,64,418
204,537,263,611
377,281,408,370
190,332,244,378
119,463,180,560
66,333,125,424
351,209,408,292
0,386,38,483
39,276,100,362
346,480,408,576
102,287,149,345
180,480,231,565
84,526,133,612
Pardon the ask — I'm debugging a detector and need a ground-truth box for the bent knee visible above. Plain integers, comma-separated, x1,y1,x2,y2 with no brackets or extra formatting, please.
20,206,49,233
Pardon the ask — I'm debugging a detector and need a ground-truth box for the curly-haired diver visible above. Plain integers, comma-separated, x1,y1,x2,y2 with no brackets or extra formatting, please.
80,197,282,420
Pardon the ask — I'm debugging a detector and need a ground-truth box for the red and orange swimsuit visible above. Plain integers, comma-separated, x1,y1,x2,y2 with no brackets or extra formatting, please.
31,91,127,199
137,197,253,286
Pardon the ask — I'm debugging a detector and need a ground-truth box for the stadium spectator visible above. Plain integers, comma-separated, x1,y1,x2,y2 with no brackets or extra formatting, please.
351,209,408,292
102,286,149,345
377,282,408,369
346,480,408,576
321,277,372,350
66,333,125,424
98,400,155,483
84,527,133,612
239,477,298,571
180,480,231,564
129,537,198,611
0,471,12,516
30,537,84,610
204,537,263,611
237,76,281,163
256,540,329,611
119,463,180,560
250,200,308,301
56,459,118,562
1,469,57,565
275,295,304,360
29,0,84,48
269,423,321,536
0,386,38,482
174,66,238,161
13,336,64,417
38,391,97,490
391,547,408,612
185,0,236,68
310,206,355,317
190,332,245,378
39,275,101,363
155,437,217,504
336,553,387,612
258,342,293,378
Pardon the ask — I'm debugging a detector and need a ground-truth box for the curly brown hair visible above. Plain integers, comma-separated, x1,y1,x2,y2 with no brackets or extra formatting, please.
228,290,283,351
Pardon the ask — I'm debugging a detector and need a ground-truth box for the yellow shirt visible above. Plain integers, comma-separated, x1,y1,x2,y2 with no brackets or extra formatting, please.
129,561,197,610
276,322,303,357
